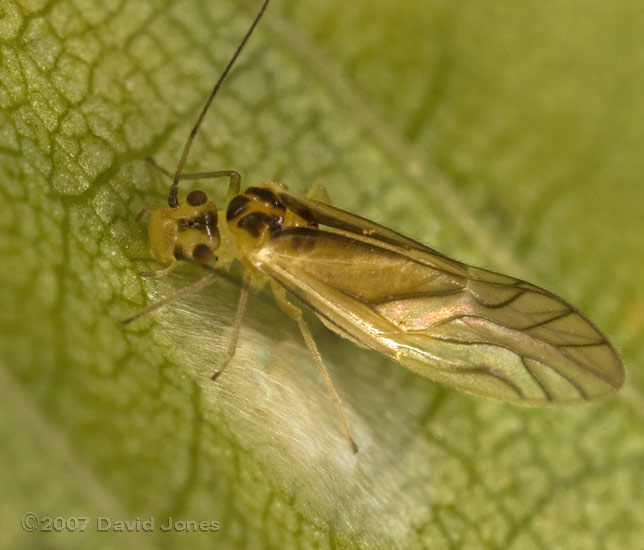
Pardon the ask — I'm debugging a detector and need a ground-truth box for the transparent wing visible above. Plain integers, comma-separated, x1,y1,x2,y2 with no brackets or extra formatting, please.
253,207,624,404
268,182,464,265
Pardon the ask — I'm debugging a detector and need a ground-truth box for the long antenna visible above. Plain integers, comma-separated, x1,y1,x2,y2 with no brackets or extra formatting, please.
168,0,271,207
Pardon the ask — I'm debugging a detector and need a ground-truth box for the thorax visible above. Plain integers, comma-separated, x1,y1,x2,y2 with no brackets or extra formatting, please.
226,184,317,256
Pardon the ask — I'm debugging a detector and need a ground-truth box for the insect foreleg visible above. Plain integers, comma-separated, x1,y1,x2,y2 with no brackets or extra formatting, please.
138,261,180,279
211,270,252,381
146,157,241,203
122,271,219,326
271,283,358,454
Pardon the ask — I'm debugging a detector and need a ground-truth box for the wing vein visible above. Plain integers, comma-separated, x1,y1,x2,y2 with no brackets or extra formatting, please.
520,356,554,402
416,313,613,386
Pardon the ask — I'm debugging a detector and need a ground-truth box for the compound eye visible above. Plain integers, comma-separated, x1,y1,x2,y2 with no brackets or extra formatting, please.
186,189,208,206
192,243,213,264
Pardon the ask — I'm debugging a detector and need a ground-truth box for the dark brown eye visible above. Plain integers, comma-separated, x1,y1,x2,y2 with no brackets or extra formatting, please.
192,243,213,263
187,190,208,206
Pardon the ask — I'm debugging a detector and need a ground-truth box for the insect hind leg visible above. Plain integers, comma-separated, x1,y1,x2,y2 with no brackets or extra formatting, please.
271,283,358,454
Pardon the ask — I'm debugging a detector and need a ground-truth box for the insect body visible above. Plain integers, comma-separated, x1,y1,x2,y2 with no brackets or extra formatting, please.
126,0,624,452
150,180,625,402
261,188,625,405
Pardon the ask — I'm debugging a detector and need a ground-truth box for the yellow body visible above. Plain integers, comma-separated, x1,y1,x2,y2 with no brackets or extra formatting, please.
133,0,623,453
145,181,624,405
149,195,220,265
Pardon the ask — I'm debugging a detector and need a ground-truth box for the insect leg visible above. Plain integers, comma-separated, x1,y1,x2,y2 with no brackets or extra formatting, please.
146,157,241,202
271,283,359,454
211,270,252,381
123,271,219,326
134,204,159,223
306,183,331,204
139,261,179,279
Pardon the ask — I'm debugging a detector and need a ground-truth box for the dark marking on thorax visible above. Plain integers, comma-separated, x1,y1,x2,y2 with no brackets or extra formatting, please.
245,186,284,208
236,211,282,238
227,195,251,221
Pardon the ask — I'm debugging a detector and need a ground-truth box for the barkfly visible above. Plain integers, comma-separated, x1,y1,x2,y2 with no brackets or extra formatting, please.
124,0,624,453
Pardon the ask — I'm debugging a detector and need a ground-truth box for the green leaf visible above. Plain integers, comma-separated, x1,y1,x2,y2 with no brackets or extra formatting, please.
1,0,643,548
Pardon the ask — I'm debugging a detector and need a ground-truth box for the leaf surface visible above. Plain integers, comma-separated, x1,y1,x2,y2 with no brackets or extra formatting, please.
1,0,643,548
